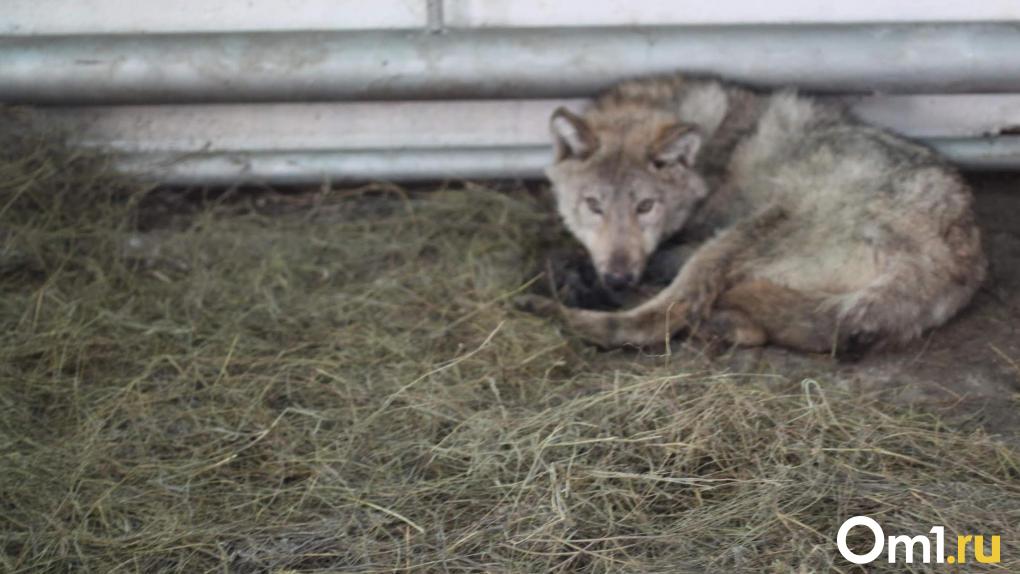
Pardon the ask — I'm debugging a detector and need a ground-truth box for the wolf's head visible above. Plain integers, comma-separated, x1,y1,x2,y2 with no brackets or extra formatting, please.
545,107,708,291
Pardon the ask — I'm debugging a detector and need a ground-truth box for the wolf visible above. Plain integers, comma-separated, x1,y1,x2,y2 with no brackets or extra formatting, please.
520,75,986,354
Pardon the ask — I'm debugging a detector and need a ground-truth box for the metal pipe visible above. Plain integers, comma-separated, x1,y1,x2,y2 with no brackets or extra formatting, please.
114,138,1020,185
4,24,1020,104
36,99,585,152
929,137,1020,171
36,95,1020,153
116,147,554,185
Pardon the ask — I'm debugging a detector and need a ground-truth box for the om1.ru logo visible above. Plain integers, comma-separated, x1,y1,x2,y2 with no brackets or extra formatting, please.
837,516,1000,565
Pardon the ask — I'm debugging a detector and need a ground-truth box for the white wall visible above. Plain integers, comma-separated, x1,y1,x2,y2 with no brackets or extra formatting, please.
444,0,1020,27
1,0,425,35
5,0,1020,35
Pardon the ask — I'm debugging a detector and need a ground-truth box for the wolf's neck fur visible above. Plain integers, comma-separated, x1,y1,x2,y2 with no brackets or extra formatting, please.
682,83,765,174
672,82,769,238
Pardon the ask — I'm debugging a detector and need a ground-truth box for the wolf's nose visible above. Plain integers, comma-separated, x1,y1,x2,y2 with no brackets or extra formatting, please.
604,272,635,291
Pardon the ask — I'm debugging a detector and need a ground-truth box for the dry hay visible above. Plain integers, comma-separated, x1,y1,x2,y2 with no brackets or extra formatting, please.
2,110,1019,573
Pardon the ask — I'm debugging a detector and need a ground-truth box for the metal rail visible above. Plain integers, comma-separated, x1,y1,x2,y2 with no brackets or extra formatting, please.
111,138,1020,185
3,24,1020,104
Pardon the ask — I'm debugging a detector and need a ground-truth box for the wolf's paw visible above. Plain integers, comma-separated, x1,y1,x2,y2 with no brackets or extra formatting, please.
537,252,622,310
513,294,562,318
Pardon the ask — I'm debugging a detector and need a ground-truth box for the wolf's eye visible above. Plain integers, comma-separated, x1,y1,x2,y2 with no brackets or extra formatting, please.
585,197,603,215
636,199,656,215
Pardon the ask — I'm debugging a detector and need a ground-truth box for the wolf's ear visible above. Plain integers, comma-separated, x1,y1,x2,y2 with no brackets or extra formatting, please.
550,107,598,161
650,123,702,169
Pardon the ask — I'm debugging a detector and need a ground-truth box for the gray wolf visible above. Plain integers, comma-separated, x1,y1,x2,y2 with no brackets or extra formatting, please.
521,75,986,354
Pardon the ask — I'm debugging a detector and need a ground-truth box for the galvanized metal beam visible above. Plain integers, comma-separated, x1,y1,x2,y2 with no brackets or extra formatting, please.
112,138,1020,185
4,24,1020,104
37,96,1020,153
116,147,555,185
928,137,1020,171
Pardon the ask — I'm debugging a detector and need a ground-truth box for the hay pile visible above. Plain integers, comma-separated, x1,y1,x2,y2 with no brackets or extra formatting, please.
2,113,1019,573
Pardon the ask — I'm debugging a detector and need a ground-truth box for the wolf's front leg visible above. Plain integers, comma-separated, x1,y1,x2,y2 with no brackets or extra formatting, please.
516,293,690,348
518,205,787,348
